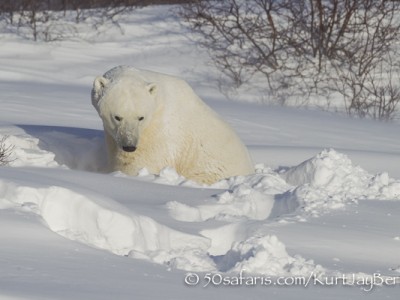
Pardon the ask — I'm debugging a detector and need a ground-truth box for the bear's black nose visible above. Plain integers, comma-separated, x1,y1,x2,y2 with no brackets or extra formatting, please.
122,146,137,152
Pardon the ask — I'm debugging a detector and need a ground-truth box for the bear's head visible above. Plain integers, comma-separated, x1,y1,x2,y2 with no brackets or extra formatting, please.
91,75,158,153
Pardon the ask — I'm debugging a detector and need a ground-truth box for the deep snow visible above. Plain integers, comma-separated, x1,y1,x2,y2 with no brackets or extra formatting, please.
0,4,399,300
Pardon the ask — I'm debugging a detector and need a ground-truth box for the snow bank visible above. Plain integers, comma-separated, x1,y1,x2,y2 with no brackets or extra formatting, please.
0,179,213,270
0,177,324,275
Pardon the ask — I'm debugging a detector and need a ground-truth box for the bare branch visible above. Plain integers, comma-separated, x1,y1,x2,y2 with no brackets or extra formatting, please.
0,136,14,166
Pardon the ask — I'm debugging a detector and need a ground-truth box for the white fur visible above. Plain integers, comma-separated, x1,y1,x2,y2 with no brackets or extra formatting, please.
92,66,254,184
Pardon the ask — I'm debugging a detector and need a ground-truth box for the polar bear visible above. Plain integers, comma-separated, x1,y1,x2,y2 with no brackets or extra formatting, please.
91,66,253,184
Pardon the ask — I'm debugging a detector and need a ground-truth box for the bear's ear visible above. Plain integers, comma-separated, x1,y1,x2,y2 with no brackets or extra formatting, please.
147,83,157,96
94,76,109,92
92,76,109,107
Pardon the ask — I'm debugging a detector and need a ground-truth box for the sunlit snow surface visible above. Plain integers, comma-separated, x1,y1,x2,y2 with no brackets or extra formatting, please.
0,5,400,300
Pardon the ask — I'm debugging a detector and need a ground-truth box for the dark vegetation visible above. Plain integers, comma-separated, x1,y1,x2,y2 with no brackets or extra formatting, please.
0,0,399,119
181,0,400,119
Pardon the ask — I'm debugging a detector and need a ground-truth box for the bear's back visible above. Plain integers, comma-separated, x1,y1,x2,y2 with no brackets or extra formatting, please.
105,66,198,99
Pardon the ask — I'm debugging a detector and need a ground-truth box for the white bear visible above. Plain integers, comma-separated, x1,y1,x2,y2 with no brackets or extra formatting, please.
91,66,253,184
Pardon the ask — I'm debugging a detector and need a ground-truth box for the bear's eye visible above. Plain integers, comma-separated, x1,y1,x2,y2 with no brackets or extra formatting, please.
138,116,144,121
114,115,123,122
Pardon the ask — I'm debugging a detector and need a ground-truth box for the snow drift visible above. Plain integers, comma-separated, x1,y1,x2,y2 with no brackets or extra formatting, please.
1,129,399,276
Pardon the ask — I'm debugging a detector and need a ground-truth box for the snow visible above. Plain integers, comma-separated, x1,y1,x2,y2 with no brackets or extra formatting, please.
0,4,400,300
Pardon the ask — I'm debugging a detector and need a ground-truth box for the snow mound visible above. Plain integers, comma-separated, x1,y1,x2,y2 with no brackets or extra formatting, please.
168,149,400,222
282,149,400,216
121,166,202,187
1,133,60,168
167,169,295,222
214,235,325,276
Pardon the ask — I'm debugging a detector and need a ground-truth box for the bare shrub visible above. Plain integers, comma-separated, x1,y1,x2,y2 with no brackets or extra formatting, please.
180,0,289,102
0,0,143,41
324,1,400,119
181,0,400,119
334,52,400,120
